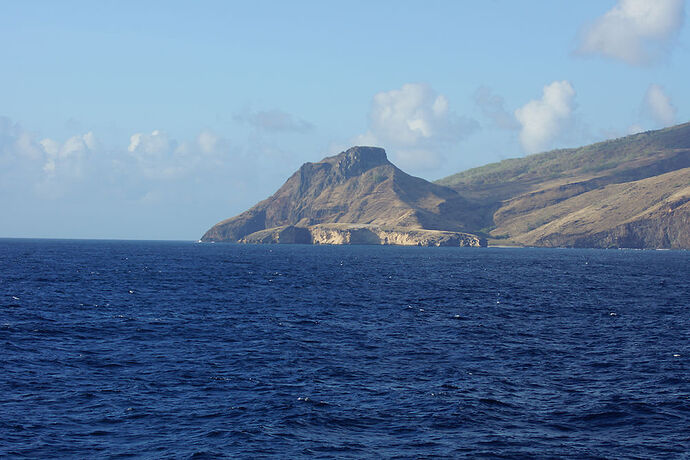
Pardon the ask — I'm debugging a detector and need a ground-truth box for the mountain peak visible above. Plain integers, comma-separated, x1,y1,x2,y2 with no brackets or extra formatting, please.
200,144,482,243
320,146,390,176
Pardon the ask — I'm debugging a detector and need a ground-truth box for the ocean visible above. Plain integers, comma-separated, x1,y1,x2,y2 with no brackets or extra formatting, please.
1,239,688,458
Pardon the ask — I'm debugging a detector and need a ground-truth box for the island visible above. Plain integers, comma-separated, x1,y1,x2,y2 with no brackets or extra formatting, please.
202,122,690,249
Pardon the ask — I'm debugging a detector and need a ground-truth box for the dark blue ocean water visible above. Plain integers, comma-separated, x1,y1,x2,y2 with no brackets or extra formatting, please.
1,240,688,459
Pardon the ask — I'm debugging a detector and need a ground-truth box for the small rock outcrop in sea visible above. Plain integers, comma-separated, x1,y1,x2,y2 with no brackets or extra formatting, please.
202,146,486,247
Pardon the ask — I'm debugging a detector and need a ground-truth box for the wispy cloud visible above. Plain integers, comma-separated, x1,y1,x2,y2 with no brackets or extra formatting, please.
234,108,313,133
515,81,576,153
0,116,275,238
355,83,478,172
474,86,519,130
643,84,677,127
576,0,685,65
0,116,238,199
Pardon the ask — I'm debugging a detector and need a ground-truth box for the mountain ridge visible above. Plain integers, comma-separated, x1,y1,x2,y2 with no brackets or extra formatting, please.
433,122,690,249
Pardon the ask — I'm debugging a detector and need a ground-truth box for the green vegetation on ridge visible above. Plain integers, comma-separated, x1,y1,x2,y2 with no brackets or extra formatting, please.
436,122,690,187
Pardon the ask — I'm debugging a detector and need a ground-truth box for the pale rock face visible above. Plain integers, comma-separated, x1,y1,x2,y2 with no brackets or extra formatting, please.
375,228,480,247
239,224,485,247
309,226,381,245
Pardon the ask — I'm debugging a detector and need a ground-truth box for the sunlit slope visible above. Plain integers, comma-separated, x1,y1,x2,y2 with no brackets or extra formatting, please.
436,122,690,248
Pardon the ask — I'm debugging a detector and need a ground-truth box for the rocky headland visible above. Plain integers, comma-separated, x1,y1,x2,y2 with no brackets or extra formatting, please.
202,146,486,247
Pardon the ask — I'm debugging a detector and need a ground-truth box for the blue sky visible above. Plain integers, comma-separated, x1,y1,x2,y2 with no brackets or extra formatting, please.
1,0,688,239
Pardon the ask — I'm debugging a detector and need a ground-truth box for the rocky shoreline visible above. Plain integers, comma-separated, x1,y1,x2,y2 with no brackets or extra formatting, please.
236,224,486,247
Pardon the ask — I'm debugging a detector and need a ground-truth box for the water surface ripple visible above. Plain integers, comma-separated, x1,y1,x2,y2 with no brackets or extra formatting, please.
1,240,688,458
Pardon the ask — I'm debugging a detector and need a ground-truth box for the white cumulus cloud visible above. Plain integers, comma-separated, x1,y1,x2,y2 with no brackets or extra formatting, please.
41,132,99,175
0,116,264,240
0,116,44,162
128,130,176,156
577,0,685,65
643,84,677,126
127,130,184,179
515,81,576,154
127,129,231,179
356,83,478,172
0,116,101,181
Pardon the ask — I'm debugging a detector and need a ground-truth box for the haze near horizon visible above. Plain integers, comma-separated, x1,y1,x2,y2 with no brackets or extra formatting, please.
1,0,688,239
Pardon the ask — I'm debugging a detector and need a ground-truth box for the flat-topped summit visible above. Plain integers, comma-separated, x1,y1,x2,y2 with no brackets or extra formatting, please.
320,146,390,176
201,146,484,246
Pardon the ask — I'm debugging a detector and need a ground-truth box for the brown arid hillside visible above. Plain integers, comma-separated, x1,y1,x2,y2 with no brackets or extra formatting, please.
203,122,689,249
436,122,690,249
201,146,485,247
